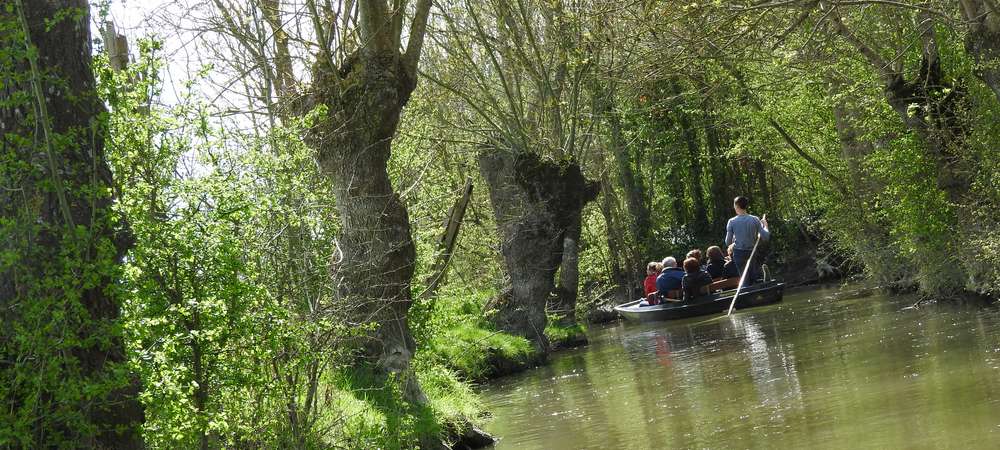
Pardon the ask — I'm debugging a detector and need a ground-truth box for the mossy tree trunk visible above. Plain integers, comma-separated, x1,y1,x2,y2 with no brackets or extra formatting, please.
298,0,432,405
0,0,143,447
479,149,598,352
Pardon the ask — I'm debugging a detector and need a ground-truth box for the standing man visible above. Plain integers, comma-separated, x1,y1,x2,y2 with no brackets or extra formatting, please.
725,196,769,285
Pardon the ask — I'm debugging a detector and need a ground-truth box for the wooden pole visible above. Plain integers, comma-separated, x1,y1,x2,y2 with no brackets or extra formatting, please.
419,177,474,300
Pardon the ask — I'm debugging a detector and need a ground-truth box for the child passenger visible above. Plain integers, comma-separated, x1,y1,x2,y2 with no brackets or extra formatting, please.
644,261,662,296
681,257,713,302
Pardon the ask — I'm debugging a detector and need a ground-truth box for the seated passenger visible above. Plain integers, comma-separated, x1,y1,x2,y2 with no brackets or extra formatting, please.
722,243,740,279
686,249,703,265
656,257,685,299
644,261,662,296
705,245,726,279
681,257,713,302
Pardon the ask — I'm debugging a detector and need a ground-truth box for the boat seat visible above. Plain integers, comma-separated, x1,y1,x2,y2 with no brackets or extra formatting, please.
710,278,739,292
645,289,682,304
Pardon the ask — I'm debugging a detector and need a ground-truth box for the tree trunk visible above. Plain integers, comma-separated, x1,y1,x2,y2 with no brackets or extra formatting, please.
478,149,598,352
552,214,584,326
676,109,710,236
421,178,474,300
830,81,879,193
1,0,143,447
303,49,426,402
705,110,733,230
830,10,972,204
599,83,649,283
830,86,910,285
660,135,690,228
752,159,773,212
598,171,631,300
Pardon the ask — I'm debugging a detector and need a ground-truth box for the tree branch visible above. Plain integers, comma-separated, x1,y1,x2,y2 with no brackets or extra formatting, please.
391,0,406,50
359,0,394,53
767,118,851,198
719,58,853,198
826,3,895,80
261,0,295,98
403,0,432,76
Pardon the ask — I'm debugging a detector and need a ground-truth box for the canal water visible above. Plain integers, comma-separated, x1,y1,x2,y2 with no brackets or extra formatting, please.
480,285,1000,449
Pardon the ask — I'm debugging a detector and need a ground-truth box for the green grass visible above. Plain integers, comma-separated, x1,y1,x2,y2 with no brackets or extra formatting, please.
319,285,532,448
426,323,535,380
323,359,484,449
414,285,536,380
545,319,587,348
415,358,483,429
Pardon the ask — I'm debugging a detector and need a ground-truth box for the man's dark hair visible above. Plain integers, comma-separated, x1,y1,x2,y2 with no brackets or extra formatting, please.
683,257,701,274
734,196,749,210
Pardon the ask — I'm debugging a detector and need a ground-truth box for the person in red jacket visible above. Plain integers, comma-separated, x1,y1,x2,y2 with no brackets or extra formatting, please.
643,261,662,296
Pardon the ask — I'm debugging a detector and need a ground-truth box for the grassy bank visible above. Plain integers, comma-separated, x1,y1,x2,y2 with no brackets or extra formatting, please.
331,287,595,447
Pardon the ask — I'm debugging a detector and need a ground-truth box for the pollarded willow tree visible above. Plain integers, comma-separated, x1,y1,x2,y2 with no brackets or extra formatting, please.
301,1,432,400
425,0,605,350
0,0,142,447
192,0,435,404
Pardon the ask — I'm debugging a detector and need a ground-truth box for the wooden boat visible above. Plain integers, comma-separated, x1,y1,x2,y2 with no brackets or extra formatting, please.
614,280,785,323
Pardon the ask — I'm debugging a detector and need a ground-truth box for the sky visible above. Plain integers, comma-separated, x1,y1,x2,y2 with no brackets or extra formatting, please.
95,0,270,132
97,0,183,104
95,0,229,178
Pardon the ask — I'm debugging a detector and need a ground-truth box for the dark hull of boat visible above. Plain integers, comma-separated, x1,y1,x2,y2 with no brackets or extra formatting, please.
614,281,785,323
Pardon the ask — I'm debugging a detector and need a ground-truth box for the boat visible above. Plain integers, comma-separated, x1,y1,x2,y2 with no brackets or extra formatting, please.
614,280,785,323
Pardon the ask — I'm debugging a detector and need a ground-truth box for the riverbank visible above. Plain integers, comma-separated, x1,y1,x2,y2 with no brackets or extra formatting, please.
366,287,598,448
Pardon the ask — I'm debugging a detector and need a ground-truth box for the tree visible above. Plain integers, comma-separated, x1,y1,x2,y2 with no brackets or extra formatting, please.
0,0,142,446
298,0,433,404
479,149,598,350
826,4,972,204
426,0,603,344
179,0,435,418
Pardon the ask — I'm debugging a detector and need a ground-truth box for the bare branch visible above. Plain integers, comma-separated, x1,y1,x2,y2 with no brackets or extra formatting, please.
391,0,406,50
403,0,432,76
771,2,815,50
261,0,295,98
359,0,394,53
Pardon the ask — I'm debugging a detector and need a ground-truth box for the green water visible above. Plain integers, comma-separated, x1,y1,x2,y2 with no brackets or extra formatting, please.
480,285,1000,449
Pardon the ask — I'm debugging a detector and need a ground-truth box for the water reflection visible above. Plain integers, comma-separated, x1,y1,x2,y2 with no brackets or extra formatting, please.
481,285,1000,449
